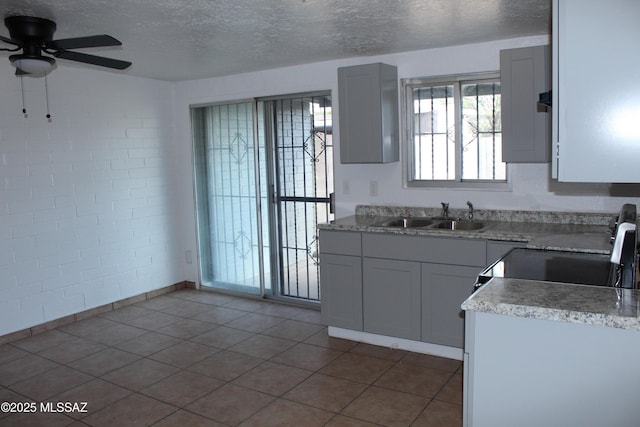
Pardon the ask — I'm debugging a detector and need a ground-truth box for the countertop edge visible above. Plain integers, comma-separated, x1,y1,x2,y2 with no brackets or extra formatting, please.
462,279,640,331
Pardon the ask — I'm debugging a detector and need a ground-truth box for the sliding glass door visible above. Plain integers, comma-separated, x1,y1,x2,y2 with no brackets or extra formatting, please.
192,93,333,302
192,102,269,295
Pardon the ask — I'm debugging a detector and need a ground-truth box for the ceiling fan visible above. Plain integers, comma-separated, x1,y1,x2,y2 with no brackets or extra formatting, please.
0,15,131,76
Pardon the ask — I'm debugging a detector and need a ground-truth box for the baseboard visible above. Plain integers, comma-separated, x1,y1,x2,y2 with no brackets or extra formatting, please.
0,281,191,345
328,326,464,361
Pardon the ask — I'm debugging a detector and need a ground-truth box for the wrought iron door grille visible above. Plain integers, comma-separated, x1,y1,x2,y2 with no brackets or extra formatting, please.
272,95,333,301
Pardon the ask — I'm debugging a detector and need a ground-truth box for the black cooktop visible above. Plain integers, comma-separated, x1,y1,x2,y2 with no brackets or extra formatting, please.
480,248,613,286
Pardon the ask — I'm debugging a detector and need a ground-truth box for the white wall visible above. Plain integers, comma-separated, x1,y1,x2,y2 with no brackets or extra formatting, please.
174,35,640,283
0,61,183,335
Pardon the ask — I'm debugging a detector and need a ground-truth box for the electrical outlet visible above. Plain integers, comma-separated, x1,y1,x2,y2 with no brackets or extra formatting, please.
342,181,351,194
369,180,378,196
185,250,193,264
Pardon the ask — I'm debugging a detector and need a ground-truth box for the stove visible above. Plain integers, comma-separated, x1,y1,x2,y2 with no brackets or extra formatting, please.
474,203,638,291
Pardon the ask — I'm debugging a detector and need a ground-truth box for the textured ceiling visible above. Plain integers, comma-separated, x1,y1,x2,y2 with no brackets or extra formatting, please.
0,0,551,81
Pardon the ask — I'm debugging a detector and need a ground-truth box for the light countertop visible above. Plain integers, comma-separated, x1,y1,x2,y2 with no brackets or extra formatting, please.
462,278,640,331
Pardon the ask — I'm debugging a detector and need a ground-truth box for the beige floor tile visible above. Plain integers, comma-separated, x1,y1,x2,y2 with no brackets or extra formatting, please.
271,342,342,371
159,300,210,317
59,316,120,337
0,345,29,365
261,319,325,341
152,409,226,427
374,361,454,398
240,398,334,427
0,387,34,421
125,311,183,331
10,365,93,401
68,347,141,377
82,392,177,427
149,340,219,369
187,383,275,425
141,370,224,407
0,353,60,386
342,386,429,427
190,305,247,324
52,378,132,420
133,295,177,310
101,358,179,391
83,323,147,346
290,308,322,324
0,411,74,427
284,373,367,412
154,319,216,339
188,350,263,382
190,325,254,349
435,373,463,405
173,289,238,306
223,298,268,312
11,329,77,353
37,337,107,364
320,353,394,384
255,302,313,319
411,399,462,427
113,331,181,356
350,343,407,362
304,329,359,352
325,415,382,426
401,352,462,373
233,361,312,396
98,305,152,323
229,334,296,359
225,313,285,333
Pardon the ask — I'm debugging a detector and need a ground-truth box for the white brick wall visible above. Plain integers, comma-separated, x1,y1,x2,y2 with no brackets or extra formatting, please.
0,62,183,335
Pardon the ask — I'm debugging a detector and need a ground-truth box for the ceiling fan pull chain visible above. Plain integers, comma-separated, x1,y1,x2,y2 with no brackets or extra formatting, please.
19,74,28,118
44,74,51,121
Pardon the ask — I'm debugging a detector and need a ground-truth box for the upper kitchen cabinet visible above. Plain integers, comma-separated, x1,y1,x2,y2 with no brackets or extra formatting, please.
338,63,399,163
553,0,640,182
501,45,550,163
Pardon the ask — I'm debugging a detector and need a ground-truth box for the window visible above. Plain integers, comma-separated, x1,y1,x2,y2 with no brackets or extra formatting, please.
403,73,507,187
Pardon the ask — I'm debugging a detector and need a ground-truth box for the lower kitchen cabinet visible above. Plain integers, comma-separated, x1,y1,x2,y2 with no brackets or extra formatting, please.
422,263,480,347
320,229,494,350
320,253,363,330
363,258,421,340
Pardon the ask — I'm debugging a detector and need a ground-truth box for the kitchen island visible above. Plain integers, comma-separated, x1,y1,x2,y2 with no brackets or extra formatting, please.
462,279,640,427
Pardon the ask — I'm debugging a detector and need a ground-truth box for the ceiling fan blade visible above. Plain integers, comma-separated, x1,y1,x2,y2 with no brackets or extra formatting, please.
48,35,122,50
54,49,131,70
0,34,20,46
15,68,29,76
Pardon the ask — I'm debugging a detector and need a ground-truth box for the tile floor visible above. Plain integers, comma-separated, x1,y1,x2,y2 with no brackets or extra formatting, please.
0,289,462,427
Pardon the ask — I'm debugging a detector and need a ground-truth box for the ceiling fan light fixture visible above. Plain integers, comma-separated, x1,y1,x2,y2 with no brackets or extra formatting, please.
9,54,55,75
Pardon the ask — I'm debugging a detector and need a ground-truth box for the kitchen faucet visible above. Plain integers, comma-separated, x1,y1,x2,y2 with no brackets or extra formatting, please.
441,202,449,219
467,201,474,222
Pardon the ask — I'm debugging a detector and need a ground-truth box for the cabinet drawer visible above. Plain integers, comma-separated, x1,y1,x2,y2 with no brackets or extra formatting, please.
362,233,486,267
319,230,361,256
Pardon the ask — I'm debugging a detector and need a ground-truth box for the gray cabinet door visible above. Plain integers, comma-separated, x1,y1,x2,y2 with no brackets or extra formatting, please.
362,257,421,340
338,63,399,164
553,0,640,182
422,263,479,348
501,45,550,163
320,254,363,330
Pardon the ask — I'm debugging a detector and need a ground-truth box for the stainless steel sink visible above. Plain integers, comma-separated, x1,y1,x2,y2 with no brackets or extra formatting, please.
373,217,433,228
432,220,486,231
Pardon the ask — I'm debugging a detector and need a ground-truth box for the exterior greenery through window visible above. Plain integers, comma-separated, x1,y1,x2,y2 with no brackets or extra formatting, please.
403,73,506,187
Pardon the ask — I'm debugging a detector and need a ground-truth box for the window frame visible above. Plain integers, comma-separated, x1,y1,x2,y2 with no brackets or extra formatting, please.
402,72,511,190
